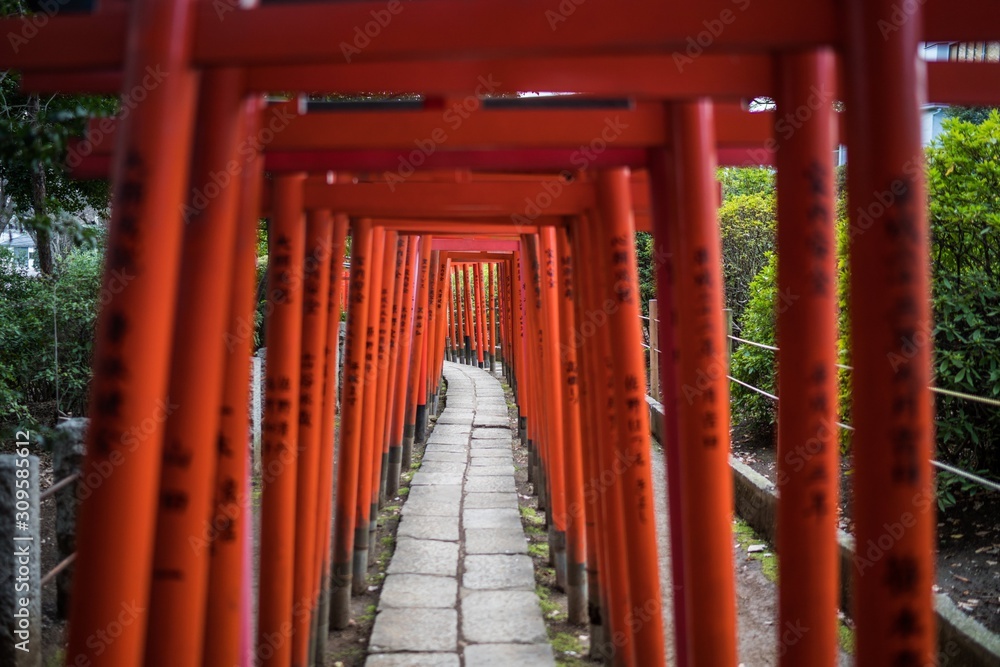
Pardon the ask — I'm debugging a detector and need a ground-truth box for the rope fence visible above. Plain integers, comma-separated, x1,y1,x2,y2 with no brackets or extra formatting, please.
639,301,1000,494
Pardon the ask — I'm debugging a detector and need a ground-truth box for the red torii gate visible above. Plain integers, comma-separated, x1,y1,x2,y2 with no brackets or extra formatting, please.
2,0,999,666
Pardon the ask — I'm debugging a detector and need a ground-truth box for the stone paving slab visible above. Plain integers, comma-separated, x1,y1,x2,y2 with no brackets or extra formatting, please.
411,471,464,486
421,450,467,462
469,449,512,459
464,476,517,493
464,528,528,554
428,424,472,436
387,538,459,576
471,426,510,438
469,456,513,467
460,591,548,644
366,653,460,667
401,497,461,518
407,485,462,502
425,433,471,446
423,442,468,452
464,555,535,590
369,608,457,652
379,574,458,609
397,514,460,541
466,464,515,476
475,388,505,396
468,439,510,449
463,492,520,509
417,461,468,475
463,507,522,530
463,644,555,666
476,401,510,417
435,412,474,425
473,414,510,427
474,399,506,407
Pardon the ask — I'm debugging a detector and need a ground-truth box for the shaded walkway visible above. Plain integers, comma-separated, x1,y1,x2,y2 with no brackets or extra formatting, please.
366,362,555,667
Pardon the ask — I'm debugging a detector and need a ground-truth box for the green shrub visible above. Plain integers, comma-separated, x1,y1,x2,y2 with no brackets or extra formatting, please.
0,246,102,426
927,111,1000,474
718,191,776,329
729,114,1000,482
729,214,852,444
718,166,775,200
729,252,778,436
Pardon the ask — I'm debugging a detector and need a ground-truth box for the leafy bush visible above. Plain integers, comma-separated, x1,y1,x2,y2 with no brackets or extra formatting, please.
0,246,102,426
718,191,776,330
927,111,1000,473
729,253,778,436
729,214,852,445
729,114,1000,481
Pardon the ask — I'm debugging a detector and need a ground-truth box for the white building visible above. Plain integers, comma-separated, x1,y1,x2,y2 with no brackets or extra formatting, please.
921,41,999,145
0,227,39,276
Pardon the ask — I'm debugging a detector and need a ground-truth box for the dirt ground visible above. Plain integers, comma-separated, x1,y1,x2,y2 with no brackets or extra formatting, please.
731,424,1000,637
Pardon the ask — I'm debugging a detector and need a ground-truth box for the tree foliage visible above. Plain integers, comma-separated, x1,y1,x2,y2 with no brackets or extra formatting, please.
718,166,775,200
944,105,1000,126
0,60,115,273
634,231,655,316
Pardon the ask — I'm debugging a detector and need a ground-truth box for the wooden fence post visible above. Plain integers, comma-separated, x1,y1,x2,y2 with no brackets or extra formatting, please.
723,308,733,370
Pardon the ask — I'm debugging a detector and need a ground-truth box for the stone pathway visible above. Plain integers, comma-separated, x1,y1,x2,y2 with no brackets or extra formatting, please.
366,362,555,667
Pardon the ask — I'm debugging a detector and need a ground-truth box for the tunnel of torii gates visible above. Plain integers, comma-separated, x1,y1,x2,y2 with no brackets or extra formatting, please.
3,0,1000,666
